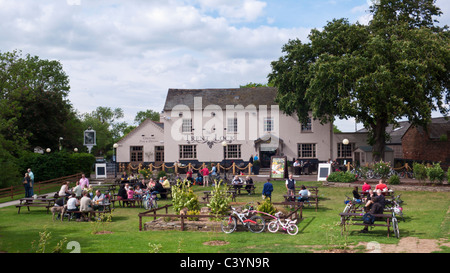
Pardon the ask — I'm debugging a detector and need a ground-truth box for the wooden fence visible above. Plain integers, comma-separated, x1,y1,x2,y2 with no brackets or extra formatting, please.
120,162,254,176
0,173,82,200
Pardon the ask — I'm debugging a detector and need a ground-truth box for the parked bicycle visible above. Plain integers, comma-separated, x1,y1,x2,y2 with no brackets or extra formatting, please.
386,194,404,221
266,211,298,235
221,206,265,233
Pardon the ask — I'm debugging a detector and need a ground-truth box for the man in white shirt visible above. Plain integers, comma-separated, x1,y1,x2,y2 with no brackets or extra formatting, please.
92,190,105,211
66,194,80,220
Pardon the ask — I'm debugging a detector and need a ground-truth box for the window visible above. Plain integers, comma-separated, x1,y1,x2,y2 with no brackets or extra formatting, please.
301,117,312,132
337,143,353,158
130,146,143,162
155,146,164,162
227,117,238,133
297,143,316,158
182,118,192,133
264,117,274,132
224,144,241,159
179,145,197,159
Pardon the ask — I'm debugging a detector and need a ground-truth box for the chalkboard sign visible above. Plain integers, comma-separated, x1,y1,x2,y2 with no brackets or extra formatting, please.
317,163,331,181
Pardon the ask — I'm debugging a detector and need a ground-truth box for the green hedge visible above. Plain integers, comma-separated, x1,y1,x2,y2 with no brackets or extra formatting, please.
326,171,357,183
17,151,96,182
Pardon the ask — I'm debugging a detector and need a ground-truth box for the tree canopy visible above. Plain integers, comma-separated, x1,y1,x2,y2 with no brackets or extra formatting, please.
268,0,449,161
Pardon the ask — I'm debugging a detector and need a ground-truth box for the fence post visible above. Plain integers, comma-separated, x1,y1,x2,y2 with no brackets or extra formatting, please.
232,162,236,175
248,163,252,175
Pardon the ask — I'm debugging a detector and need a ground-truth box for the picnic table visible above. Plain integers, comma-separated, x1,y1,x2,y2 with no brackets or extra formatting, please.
339,212,398,238
16,196,55,214
283,194,319,211
62,202,113,222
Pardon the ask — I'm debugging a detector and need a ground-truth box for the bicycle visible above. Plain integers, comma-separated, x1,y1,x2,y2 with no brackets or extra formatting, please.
386,195,404,222
266,212,298,235
391,210,400,239
142,192,158,210
221,206,266,234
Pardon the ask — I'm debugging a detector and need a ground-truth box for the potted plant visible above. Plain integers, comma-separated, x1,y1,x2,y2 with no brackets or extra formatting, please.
252,160,261,175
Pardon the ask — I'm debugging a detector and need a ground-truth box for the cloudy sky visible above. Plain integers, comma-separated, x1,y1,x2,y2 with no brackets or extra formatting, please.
1,0,449,132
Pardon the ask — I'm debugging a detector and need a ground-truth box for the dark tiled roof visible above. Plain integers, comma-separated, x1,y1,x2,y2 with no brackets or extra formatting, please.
163,87,278,111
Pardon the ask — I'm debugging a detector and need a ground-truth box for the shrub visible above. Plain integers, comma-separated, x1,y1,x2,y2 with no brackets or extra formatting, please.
413,162,427,183
388,174,400,185
171,181,200,214
427,163,445,185
207,180,231,216
257,198,277,216
373,161,391,179
447,168,450,182
326,171,357,183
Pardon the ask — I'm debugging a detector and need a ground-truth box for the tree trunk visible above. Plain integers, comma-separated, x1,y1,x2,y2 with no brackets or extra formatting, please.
371,118,388,162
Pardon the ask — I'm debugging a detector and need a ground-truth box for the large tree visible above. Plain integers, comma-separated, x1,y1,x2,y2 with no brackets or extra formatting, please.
0,50,74,152
269,0,449,161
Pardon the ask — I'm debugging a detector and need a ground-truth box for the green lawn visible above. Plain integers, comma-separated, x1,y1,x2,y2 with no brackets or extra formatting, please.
0,180,449,253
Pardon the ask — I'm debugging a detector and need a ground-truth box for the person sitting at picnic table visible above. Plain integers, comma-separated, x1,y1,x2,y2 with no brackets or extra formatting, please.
262,179,273,200
127,186,135,203
298,185,309,202
244,176,254,195
147,178,155,191
117,184,128,204
362,181,371,193
134,185,143,200
352,186,362,203
66,193,81,220
361,189,386,233
375,179,388,193
58,181,71,198
80,191,93,220
137,178,147,190
162,176,171,190
120,171,128,182
186,168,194,185
124,183,131,192
231,175,243,190
72,181,83,198
195,172,203,185
151,179,166,199
92,190,105,211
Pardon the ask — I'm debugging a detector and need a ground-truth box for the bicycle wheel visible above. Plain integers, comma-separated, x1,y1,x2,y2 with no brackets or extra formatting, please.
392,217,400,239
267,220,279,233
247,215,265,233
286,224,299,236
221,216,237,234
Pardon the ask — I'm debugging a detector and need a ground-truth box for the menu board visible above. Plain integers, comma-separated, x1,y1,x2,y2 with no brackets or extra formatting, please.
270,156,288,179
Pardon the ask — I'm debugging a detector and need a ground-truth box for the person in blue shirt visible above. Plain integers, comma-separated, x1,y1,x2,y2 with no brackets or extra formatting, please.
262,179,273,200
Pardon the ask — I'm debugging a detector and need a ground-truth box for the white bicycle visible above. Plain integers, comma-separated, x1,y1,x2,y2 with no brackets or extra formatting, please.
267,212,299,235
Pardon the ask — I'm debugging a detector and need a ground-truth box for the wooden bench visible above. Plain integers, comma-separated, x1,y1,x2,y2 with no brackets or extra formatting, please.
62,209,112,222
228,185,256,195
339,212,396,238
202,191,236,203
111,196,138,208
16,197,55,214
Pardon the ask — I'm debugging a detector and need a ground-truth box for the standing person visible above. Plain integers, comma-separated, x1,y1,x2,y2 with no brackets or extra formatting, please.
201,165,210,187
210,163,217,182
79,173,89,190
22,173,31,198
262,179,273,200
285,174,296,198
27,168,34,197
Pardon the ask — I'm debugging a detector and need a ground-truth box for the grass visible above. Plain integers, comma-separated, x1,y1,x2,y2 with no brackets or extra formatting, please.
0,180,449,253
